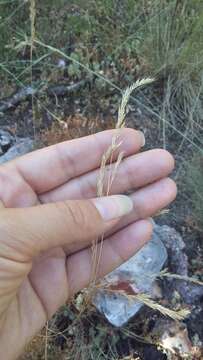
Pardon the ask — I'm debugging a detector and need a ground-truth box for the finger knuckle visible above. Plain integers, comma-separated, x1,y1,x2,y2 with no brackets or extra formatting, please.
63,201,88,229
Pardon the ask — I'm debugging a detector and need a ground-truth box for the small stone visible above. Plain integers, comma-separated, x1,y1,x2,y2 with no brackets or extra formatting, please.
0,138,35,164
157,225,203,304
0,130,14,153
57,59,66,68
151,319,192,355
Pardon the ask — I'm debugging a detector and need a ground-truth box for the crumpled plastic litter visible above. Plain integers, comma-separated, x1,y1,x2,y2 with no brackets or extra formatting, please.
93,225,167,327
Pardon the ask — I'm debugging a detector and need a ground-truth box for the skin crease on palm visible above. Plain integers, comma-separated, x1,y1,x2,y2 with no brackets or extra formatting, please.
0,128,177,359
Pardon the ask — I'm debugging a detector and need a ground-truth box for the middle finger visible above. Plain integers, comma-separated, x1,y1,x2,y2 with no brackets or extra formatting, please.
62,177,176,255
40,149,174,203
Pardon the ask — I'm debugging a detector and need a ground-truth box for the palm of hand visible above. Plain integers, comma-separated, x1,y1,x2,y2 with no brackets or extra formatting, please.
0,129,176,358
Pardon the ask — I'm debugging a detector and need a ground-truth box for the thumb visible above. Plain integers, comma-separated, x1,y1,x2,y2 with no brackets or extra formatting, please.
0,195,133,261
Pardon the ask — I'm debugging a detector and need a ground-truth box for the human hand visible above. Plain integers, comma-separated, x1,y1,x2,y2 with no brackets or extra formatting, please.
0,129,176,359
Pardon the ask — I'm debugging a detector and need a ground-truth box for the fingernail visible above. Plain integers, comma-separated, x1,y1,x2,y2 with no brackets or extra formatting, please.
94,195,133,221
138,131,145,147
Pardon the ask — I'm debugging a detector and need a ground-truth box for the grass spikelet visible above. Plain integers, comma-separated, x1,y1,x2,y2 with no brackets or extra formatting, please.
158,269,203,286
89,79,154,295
97,78,154,198
103,289,190,321
117,79,154,129
133,293,190,321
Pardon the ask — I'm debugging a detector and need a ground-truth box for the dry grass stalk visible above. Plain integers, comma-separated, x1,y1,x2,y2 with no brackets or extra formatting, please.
103,289,190,321
29,0,36,82
133,293,190,321
30,0,36,130
89,79,154,295
30,0,36,58
154,209,170,217
131,268,203,287
44,321,48,360
158,269,203,286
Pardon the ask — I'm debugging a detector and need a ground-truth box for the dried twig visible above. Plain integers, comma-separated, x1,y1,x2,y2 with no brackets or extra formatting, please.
0,86,37,113
47,80,87,96
0,80,87,114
